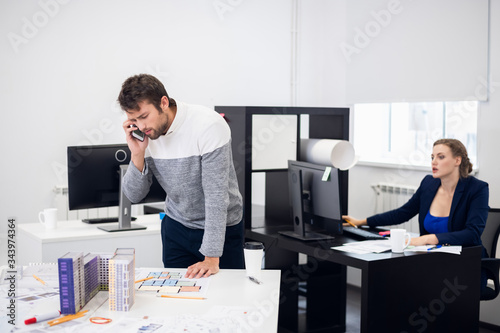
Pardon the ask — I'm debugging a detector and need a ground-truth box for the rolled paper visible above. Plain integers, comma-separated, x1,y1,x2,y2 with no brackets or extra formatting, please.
300,139,358,170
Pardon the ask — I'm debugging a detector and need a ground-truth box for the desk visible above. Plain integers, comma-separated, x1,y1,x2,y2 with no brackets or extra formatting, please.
3,269,280,332
17,215,163,267
247,224,482,333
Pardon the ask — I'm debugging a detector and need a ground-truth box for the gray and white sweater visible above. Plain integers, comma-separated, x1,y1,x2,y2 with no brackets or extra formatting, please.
123,101,243,257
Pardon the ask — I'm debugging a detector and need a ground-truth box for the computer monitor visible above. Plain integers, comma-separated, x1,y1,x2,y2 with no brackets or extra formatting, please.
67,144,166,232
279,160,342,241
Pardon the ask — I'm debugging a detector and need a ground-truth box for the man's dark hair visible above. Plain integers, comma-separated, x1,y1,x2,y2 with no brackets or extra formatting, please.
117,74,176,112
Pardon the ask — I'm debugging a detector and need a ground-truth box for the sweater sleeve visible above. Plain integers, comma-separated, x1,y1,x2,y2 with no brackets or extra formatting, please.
122,159,153,203
197,119,233,258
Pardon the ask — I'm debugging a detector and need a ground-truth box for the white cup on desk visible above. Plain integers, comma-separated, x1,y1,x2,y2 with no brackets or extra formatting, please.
390,229,411,253
39,208,58,229
244,241,264,279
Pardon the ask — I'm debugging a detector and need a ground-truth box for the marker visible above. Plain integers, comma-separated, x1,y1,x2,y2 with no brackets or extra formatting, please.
248,276,263,285
25,310,61,325
427,245,443,251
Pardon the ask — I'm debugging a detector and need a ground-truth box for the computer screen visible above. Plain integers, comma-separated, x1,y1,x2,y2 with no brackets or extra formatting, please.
279,160,342,241
67,144,166,225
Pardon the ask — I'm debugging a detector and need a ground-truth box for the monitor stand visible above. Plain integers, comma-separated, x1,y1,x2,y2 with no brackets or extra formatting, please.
278,169,334,241
98,165,147,232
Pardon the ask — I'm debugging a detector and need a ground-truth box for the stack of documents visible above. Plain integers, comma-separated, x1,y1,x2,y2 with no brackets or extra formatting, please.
331,240,391,254
404,245,462,255
331,241,462,255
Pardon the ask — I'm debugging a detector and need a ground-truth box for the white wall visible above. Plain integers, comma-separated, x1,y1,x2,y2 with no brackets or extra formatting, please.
0,0,296,230
296,0,347,106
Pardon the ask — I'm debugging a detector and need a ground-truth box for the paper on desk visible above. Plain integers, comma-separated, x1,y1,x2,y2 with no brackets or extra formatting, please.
135,268,210,298
96,305,261,333
405,245,462,255
22,263,60,288
331,240,392,254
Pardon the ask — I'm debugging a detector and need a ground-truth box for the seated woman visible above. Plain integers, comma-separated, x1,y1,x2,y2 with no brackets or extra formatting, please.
343,139,489,287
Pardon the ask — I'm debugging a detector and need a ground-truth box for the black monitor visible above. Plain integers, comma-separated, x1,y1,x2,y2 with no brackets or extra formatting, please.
279,160,342,241
67,144,166,232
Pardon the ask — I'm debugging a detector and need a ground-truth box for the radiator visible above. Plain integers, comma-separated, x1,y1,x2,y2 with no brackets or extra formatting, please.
53,186,143,221
371,183,419,234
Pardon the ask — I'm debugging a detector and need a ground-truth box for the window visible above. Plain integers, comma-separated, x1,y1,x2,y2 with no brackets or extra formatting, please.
353,101,478,169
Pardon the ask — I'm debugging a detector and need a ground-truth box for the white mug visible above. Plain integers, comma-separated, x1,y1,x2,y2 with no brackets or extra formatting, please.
244,242,264,279
390,228,411,253
39,208,58,229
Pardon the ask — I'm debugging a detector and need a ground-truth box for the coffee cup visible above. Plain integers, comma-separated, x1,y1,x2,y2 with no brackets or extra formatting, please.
39,208,58,229
244,241,264,279
390,228,411,253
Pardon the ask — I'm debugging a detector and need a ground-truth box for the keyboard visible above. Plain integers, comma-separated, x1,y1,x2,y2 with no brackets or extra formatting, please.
82,217,137,224
342,226,386,240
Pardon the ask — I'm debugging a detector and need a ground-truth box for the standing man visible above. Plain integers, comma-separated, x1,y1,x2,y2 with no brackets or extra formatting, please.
118,74,244,278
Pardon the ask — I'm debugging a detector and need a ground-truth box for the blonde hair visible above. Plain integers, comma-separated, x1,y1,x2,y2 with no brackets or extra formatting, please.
433,139,472,178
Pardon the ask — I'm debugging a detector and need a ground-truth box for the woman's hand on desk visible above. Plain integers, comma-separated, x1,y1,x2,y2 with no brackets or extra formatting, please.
186,257,219,279
342,215,367,228
410,234,439,246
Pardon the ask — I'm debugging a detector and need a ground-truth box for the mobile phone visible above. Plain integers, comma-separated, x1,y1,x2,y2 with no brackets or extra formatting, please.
130,125,145,142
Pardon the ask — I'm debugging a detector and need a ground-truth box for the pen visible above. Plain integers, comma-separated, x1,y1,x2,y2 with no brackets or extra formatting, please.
47,310,88,326
248,276,263,285
135,276,154,283
33,274,46,285
25,310,61,325
427,245,443,251
344,218,358,229
157,295,206,300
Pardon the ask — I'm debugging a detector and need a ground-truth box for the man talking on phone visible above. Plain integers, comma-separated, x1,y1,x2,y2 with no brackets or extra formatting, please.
118,74,244,278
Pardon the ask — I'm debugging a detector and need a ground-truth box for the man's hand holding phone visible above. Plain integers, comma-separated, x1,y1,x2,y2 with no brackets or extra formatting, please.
131,125,145,142
123,120,148,172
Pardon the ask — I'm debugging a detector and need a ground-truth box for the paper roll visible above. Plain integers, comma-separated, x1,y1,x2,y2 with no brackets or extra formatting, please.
300,139,358,170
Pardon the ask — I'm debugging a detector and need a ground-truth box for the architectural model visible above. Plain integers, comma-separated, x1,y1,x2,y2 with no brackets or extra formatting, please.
58,252,85,314
83,253,100,304
108,249,135,311
58,248,136,314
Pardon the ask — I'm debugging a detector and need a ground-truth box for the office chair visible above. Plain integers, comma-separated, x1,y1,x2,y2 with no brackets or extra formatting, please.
480,208,500,301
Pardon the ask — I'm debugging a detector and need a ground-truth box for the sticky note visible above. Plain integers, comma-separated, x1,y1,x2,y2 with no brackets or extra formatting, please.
322,167,332,181
180,286,201,292
163,279,178,286
161,286,181,294
139,286,162,291
176,281,196,287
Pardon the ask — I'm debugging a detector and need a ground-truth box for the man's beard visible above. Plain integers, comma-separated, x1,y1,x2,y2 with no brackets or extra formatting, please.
147,115,169,140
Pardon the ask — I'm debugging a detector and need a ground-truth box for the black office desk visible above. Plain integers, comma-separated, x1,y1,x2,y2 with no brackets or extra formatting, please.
247,223,482,333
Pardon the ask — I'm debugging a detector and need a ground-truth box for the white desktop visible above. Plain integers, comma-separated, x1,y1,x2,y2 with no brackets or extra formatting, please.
2,268,280,332
17,215,163,268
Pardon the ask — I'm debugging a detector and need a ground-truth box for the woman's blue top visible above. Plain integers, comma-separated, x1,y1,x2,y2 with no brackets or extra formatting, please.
424,211,449,234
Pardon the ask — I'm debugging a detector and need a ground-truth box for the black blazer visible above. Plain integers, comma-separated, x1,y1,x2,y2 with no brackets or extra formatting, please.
367,175,489,247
